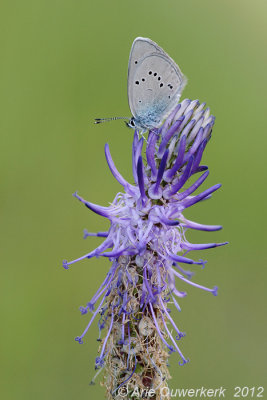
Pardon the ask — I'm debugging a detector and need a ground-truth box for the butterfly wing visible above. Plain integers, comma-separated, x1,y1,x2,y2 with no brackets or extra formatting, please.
128,37,187,129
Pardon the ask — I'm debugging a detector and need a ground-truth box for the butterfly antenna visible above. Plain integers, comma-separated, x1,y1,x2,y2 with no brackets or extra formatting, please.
94,116,130,124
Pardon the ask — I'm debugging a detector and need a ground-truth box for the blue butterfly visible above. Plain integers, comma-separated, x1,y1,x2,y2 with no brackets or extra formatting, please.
95,37,187,132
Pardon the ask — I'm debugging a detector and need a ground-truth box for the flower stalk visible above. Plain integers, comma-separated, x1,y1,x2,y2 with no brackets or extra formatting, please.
63,99,227,399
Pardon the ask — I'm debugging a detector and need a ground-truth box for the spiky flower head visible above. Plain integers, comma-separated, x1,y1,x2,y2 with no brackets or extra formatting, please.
63,99,227,399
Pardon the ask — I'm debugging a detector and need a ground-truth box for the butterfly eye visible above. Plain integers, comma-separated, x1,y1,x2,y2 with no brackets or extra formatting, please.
126,119,136,129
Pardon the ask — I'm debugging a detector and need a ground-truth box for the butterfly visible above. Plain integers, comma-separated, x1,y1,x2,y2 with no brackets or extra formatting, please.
95,37,187,132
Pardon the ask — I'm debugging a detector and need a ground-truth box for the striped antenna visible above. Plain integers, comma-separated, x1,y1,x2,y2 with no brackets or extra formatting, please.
94,116,130,124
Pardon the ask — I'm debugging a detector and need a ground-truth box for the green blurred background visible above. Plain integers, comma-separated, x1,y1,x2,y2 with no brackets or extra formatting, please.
1,0,266,399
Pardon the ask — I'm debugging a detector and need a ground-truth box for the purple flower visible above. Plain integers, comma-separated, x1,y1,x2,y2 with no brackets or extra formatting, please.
63,99,227,397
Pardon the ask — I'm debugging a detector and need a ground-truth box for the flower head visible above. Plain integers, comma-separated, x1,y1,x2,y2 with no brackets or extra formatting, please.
63,99,227,398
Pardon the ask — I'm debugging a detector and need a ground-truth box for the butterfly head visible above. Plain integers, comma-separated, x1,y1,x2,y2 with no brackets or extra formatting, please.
126,117,137,129
126,116,151,132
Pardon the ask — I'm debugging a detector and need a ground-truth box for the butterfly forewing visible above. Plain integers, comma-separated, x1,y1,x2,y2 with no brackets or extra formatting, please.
128,37,187,129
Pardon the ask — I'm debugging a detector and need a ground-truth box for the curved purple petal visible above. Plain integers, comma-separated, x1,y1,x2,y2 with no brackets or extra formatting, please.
73,192,112,218
182,184,221,209
105,143,136,196
181,241,228,250
158,117,184,157
163,155,194,198
164,134,187,182
177,170,210,201
137,156,147,203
